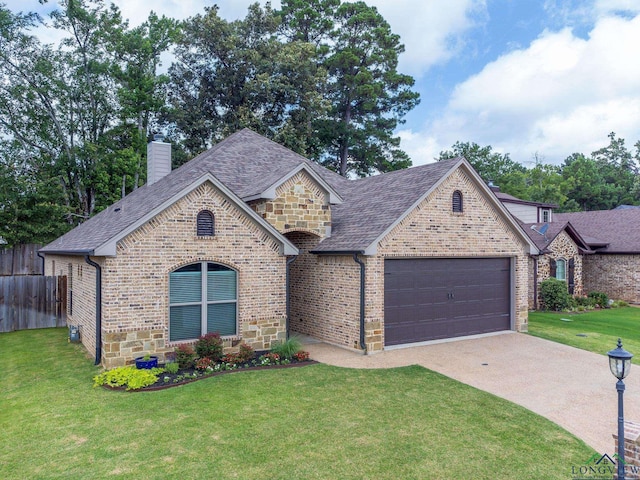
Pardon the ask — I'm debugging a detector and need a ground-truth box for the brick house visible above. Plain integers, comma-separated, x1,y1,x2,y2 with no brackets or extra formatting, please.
494,188,640,307
554,209,640,304
41,129,537,368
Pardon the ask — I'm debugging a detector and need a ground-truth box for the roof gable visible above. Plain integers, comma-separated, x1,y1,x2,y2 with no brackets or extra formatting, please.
242,163,343,204
312,157,538,255
521,221,593,254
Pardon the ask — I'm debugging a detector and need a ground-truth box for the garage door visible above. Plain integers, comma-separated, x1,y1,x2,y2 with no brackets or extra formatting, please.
384,258,511,346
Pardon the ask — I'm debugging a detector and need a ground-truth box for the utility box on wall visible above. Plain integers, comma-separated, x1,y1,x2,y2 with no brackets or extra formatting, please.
68,325,80,343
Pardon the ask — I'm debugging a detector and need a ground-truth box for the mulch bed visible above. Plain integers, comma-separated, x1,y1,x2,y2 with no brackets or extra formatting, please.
103,357,318,392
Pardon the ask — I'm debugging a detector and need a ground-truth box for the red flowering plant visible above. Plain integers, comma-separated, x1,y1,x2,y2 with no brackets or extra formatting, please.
195,357,214,371
259,352,280,366
293,351,310,362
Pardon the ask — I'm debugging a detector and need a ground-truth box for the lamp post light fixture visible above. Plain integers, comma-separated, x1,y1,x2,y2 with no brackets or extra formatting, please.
608,338,633,480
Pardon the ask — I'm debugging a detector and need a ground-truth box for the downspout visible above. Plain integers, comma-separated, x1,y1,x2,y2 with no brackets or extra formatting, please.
85,255,102,365
533,256,538,310
352,253,367,354
285,255,297,339
37,251,45,275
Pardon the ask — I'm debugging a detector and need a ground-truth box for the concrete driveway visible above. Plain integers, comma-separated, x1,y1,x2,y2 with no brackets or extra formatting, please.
303,332,640,454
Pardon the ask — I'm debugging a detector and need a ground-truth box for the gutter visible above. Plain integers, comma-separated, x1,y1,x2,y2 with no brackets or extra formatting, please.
84,255,102,365
285,255,297,339
352,253,367,354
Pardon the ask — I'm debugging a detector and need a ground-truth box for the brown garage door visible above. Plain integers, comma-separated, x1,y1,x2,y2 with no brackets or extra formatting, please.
384,258,511,346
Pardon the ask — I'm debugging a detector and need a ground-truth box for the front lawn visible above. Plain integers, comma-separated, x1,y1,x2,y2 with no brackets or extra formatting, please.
528,307,640,362
1,328,593,479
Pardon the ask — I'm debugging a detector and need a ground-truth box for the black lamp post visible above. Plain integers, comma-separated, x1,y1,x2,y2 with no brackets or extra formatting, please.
608,338,633,480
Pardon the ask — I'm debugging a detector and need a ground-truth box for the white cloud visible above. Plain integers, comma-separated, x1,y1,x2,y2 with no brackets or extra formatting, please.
369,0,487,77
408,13,640,166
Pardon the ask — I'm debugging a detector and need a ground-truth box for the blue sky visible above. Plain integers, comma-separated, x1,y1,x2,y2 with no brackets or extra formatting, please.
7,0,640,167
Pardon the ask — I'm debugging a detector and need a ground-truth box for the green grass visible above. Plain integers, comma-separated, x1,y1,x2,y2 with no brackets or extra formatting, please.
528,307,640,362
1,328,593,479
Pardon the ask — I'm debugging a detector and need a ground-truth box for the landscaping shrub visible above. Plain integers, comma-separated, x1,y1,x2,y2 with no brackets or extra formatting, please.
236,343,255,363
588,291,610,308
220,344,253,365
574,296,596,308
195,357,214,371
195,333,224,361
611,300,629,308
175,344,197,369
270,336,303,359
164,362,180,374
539,278,573,311
93,366,164,391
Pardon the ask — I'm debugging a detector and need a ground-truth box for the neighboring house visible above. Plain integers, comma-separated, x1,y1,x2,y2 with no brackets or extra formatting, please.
554,209,640,305
494,186,640,307
41,129,538,368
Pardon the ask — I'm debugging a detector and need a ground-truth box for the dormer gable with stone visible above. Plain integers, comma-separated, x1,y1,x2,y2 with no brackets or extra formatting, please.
246,166,341,239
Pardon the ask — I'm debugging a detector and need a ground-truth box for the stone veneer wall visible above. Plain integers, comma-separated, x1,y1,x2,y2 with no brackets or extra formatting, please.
583,254,640,304
44,255,98,361
49,181,288,369
534,231,584,307
372,168,531,350
287,231,362,349
249,171,331,238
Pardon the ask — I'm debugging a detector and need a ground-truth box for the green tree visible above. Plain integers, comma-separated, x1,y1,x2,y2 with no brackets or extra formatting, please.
0,1,176,242
438,141,527,196
525,163,565,207
166,4,327,157
297,1,420,176
560,154,608,211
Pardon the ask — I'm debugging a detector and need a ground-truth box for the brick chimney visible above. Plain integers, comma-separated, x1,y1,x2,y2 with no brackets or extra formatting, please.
147,134,171,186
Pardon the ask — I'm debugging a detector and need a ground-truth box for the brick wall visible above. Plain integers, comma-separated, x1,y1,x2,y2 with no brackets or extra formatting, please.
44,255,98,360
249,171,331,238
287,231,362,349
584,254,640,304
47,181,289,368
613,420,640,479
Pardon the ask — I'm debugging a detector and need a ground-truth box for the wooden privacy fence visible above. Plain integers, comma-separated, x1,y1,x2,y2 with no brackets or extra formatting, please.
0,276,67,332
0,244,44,276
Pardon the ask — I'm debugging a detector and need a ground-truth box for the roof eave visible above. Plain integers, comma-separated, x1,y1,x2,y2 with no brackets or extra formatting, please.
39,248,96,256
309,249,366,255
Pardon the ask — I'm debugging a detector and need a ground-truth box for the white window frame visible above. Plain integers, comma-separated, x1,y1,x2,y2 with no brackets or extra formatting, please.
555,258,566,281
541,209,550,223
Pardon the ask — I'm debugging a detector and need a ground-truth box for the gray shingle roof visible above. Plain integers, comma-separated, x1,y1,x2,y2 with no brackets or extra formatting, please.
313,158,462,253
554,209,640,253
42,129,531,256
517,220,593,254
41,129,337,255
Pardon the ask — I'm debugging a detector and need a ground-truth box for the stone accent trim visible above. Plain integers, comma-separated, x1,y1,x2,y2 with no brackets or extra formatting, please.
249,171,331,238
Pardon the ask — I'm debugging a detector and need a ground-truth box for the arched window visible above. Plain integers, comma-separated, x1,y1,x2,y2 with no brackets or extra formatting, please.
197,210,215,236
169,262,237,341
452,190,463,213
